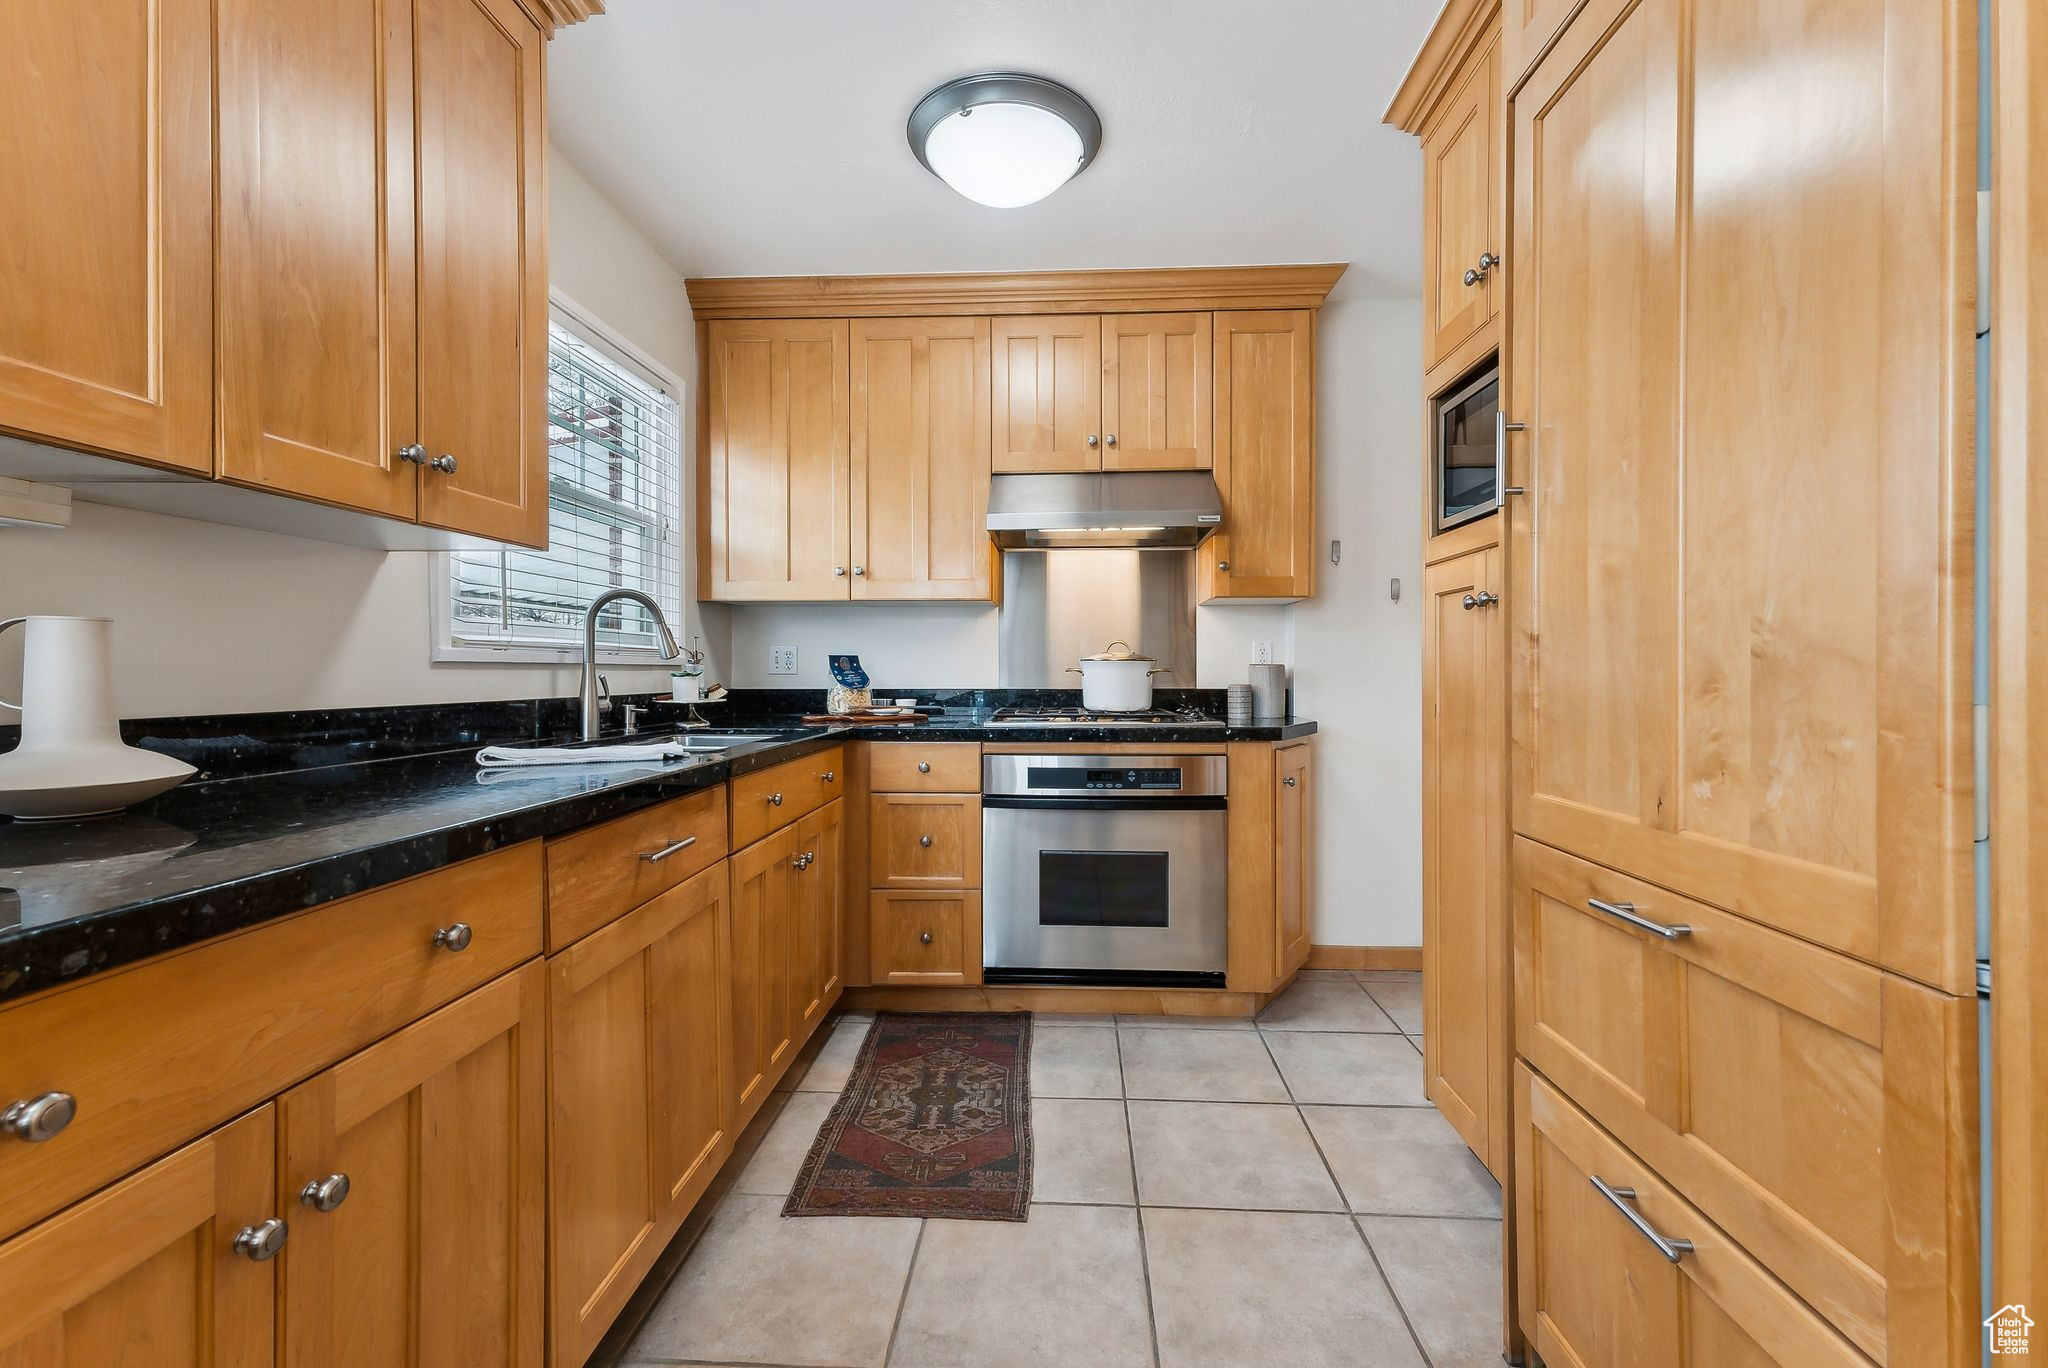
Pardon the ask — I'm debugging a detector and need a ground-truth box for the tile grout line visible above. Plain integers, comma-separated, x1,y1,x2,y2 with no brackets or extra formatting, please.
1110,1018,1166,1368
880,1217,927,1368
1254,1022,1441,1368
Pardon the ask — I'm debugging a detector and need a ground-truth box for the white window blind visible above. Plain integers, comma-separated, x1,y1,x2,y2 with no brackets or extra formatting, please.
446,314,682,656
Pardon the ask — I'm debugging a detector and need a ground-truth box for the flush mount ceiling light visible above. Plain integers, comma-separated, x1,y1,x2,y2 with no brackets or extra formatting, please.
907,72,1102,209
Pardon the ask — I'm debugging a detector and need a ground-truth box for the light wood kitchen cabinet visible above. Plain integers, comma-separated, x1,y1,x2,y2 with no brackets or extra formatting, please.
1505,0,1972,994
702,319,852,599
0,1108,275,1368
1516,1066,1876,1368
869,891,983,987
729,828,801,1123
793,800,846,1036
215,0,419,521
991,315,1102,473
1203,311,1316,602
1101,313,1212,470
850,317,994,600
278,964,545,1368
869,794,982,890
546,866,732,1368
1419,35,1501,374
0,0,213,473
1273,744,1313,980
1499,0,1584,91
412,0,549,546
1422,549,1506,1175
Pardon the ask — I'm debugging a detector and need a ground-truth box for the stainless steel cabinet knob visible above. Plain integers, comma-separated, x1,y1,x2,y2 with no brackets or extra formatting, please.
793,852,811,870
233,1218,289,1262
920,932,933,945
1479,251,1501,271
919,834,933,847
1473,591,1500,607
1087,434,1099,447
835,566,847,576
396,443,427,466
1,1091,76,1143
1464,268,1482,286
820,770,836,782
917,761,931,773
852,566,865,576
768,792,783,806
1283,776,1297,788
432,922,473,953
299,1173,351,1212
1105,433,1117,446
1216,560,1230,572
429,453,458,474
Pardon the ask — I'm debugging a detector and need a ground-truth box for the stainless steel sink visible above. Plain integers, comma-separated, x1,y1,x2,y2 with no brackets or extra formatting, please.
650,732,777,750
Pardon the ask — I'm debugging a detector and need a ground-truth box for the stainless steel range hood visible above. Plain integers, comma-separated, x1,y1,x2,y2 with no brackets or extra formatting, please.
986,471,1224,549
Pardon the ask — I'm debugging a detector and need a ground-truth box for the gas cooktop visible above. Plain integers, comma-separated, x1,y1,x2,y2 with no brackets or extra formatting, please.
985,706,1223,728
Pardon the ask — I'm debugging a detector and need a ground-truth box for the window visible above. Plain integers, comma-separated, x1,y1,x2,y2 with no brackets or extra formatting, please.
440,304,682,660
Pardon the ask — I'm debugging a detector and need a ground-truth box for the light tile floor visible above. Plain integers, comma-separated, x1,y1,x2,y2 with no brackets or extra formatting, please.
617,970,1504,1368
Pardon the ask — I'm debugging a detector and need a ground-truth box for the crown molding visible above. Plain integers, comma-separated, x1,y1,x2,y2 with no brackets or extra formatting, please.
535,0,603,31
1383,0,1499,132
684,264,1348,321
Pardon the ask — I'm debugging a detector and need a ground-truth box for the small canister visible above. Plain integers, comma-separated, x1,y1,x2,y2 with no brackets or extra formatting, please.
1226,683,1255,726
1249,662,1288,720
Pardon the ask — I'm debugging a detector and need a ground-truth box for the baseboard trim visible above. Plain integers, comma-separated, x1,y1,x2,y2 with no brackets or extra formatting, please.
1304,944,1422,971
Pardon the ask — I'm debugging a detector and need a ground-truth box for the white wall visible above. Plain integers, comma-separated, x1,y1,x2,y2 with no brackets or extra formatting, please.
0,146,716,720
1291,297,1425,948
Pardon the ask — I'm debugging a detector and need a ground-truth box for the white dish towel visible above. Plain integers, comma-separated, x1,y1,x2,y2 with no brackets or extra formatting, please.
475,742,695,768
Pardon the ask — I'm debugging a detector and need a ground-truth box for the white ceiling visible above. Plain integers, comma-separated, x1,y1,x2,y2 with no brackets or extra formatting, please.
546,0,1442,300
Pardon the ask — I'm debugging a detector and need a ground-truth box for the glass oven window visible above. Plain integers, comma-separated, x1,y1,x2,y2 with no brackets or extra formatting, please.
1039,850,1169,928
1435,366,1499,532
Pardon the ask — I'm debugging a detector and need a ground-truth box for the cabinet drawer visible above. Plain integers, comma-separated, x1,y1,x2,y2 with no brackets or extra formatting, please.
0,843,543,1242
867,741,979,792
869,794,981,889
869,891,982,986
1513,837,1973,1366
731,746,845,849
545,786,728,950
1516,1065,1874,1368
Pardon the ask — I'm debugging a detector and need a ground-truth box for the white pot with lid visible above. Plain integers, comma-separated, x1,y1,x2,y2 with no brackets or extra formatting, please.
1066,641,1172,712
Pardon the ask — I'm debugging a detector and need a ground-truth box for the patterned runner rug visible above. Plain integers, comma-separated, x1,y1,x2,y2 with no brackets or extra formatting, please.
783,1012,1034,1221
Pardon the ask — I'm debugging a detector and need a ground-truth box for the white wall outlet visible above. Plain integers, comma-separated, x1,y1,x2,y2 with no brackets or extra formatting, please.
1252,640,1274,664
768,645,798,675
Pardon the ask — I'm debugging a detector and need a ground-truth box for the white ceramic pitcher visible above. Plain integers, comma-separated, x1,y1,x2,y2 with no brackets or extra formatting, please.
0,615,194,820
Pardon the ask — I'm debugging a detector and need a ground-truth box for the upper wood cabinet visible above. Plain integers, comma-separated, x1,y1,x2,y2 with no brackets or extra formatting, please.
850,317,993,601
0,1108,275,1368
412,0,549,546
1422,548,1507,1176
1102,313,1212,470
1202,311,1316,602
702,319,853,599
1500,0,1585,93
991,315,1102,473
216,0,418,520
278,965,546,1368
5,0,548,546
1505,0,1972,994
0,0,213,473
1420,38,1501,374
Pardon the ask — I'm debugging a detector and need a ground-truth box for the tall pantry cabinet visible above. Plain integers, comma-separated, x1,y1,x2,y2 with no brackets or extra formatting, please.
1393,0,1980,1362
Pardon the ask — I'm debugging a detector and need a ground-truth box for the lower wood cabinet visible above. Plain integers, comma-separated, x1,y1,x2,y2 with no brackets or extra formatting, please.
546,866,732,1368
869,891,983,986
1515,837,1975,1365
869,792,982,889
0,1107,276,1367
1517,1065,1874,1368
794,801,846,1037
1273,743,1313,979
730,798,847,1126
278,964,545,1368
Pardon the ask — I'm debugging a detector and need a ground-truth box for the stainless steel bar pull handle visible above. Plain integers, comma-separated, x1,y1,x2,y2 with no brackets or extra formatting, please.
1587,898,1691,940
1,1091,75,1143
1589,1176,1694,1262
641,835,698,863
1496,412,1527,500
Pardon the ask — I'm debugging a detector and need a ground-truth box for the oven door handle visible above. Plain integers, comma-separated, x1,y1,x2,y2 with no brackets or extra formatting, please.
981,795,1229,812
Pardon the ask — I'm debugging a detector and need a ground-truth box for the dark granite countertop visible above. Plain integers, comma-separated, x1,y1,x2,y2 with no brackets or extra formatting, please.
0,709,1314,1005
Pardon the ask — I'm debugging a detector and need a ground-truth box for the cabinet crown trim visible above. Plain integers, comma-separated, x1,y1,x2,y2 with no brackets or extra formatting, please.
685,264,1347,320
536,0,604,28
1383,0,1499,131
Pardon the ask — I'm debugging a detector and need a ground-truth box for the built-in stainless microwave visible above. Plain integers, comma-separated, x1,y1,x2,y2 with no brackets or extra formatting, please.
1432,362,1500,533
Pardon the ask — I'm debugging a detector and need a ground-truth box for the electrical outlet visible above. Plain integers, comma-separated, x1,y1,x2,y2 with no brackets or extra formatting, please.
1252,640,1273,664
768,645,798,675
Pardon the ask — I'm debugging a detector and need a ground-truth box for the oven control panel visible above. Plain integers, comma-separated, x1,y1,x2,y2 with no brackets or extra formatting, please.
1030,767,1183,791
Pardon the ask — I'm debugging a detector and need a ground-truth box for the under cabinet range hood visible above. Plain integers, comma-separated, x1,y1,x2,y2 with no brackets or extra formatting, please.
986,471,1224,549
